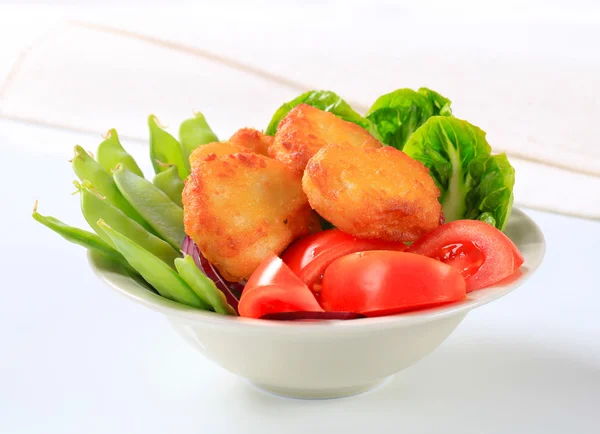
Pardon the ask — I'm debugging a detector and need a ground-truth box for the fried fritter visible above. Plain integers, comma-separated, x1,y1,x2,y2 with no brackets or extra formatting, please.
269,104,382,173
188,141,249,167
229,128,272,156
302,144,442,242
183,152,316,281
188,129,271,167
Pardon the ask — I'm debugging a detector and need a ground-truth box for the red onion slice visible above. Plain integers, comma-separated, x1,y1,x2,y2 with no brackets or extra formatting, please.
181,236,241,311
260,311,366,321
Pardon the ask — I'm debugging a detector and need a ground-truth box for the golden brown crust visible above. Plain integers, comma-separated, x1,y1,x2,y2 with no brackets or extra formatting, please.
188,141,249,167
229,128,273,156
269,104,382,173
183,152,314,281
302,144,442,242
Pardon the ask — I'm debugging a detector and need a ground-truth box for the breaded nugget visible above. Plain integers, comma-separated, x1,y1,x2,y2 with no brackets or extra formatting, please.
188,129,271,167
184,152,316,281
188,141,249,167
303,144,441,242
269,104,382,173
229,128,272,156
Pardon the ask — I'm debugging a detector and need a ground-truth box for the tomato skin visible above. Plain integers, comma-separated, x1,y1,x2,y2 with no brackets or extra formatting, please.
240,253,323,318
244,253,308,296
299,239,407,291
407,220,522,292
281,229,355,276
281,229,407,292
321,251,466,316
239,285,324,319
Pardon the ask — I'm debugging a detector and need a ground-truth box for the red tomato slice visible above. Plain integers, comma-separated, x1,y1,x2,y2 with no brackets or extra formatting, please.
244,253,308,296
281,229,355,276
321,251,466,317
239,285,324,319
240,253,323,318
281,229,407,292
407,220,523,292
299,239,407,291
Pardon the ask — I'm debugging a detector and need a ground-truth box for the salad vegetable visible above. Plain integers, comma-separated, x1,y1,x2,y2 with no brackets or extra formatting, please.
321,251,466,316
32,201,126,265
175,255,237,315
239,254,324,319
282,229,407,292
98,220,209,310
148,114,189,180
179,112,219,172
33,86,524,322
77,181,180,267
152,164,185,207
403,116,515,230
96,128,144,177
113,164,185,250
407,219,524,292
72,145,151,232
366,87,451,150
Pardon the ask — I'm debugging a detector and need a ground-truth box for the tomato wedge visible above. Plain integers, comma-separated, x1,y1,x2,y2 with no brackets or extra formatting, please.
281,229,355,275
321,251,466,316
244,252,308,295
239,284,324,319
239,253,323,318
407,220,523,292
281,229,406,292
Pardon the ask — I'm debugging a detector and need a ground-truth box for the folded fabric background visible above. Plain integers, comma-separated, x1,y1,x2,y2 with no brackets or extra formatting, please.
1,4,598,219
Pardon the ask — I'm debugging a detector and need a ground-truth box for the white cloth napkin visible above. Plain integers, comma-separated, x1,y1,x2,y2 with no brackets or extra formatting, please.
1,5,599,219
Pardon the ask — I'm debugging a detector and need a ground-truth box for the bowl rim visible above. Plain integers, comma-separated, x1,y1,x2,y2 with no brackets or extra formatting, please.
88,208,545,333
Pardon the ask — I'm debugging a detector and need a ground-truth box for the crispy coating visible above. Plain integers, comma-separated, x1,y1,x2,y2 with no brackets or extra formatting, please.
184,152,316,281
188,129,271,167
188,141,249,167
269,104,382,173
302,144,442,242
229,128,272,156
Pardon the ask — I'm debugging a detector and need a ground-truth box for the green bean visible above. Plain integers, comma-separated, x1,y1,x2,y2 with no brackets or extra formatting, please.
152,164,184,207
72,145,153,233
77,183,180,267
175,255,237,315
96,128,144,177
113,165,185,250
179,112,219,171
98,220,208,309
148,115,188,180
32,201,127,265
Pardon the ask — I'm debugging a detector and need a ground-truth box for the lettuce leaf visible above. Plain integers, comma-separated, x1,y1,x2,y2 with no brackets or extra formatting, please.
366,87,452,150
465,153,515,230
403,116,515,230
265,90,376,137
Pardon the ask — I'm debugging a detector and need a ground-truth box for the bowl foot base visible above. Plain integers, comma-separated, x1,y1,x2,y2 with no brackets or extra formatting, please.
251,377,390,399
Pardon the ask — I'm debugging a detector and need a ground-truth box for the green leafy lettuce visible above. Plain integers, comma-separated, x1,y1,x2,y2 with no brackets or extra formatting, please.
366,87,452,150
403,116,515,230
265,90,376,137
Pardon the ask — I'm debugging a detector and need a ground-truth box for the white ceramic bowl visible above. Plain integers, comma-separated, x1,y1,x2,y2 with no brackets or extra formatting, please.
89,208,545,399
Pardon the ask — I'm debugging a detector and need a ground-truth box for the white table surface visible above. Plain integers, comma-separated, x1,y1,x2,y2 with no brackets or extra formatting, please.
1,118,599,434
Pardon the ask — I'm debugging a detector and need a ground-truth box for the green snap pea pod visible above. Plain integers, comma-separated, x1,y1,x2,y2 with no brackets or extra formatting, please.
175,255,237,315
113,165,185,250
78,183,180,267
179,112,219,171
32,201,126,265
98,220,209,309
152,164,184,207
148,115,188,180
96,128,144,177
72,145,154,233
